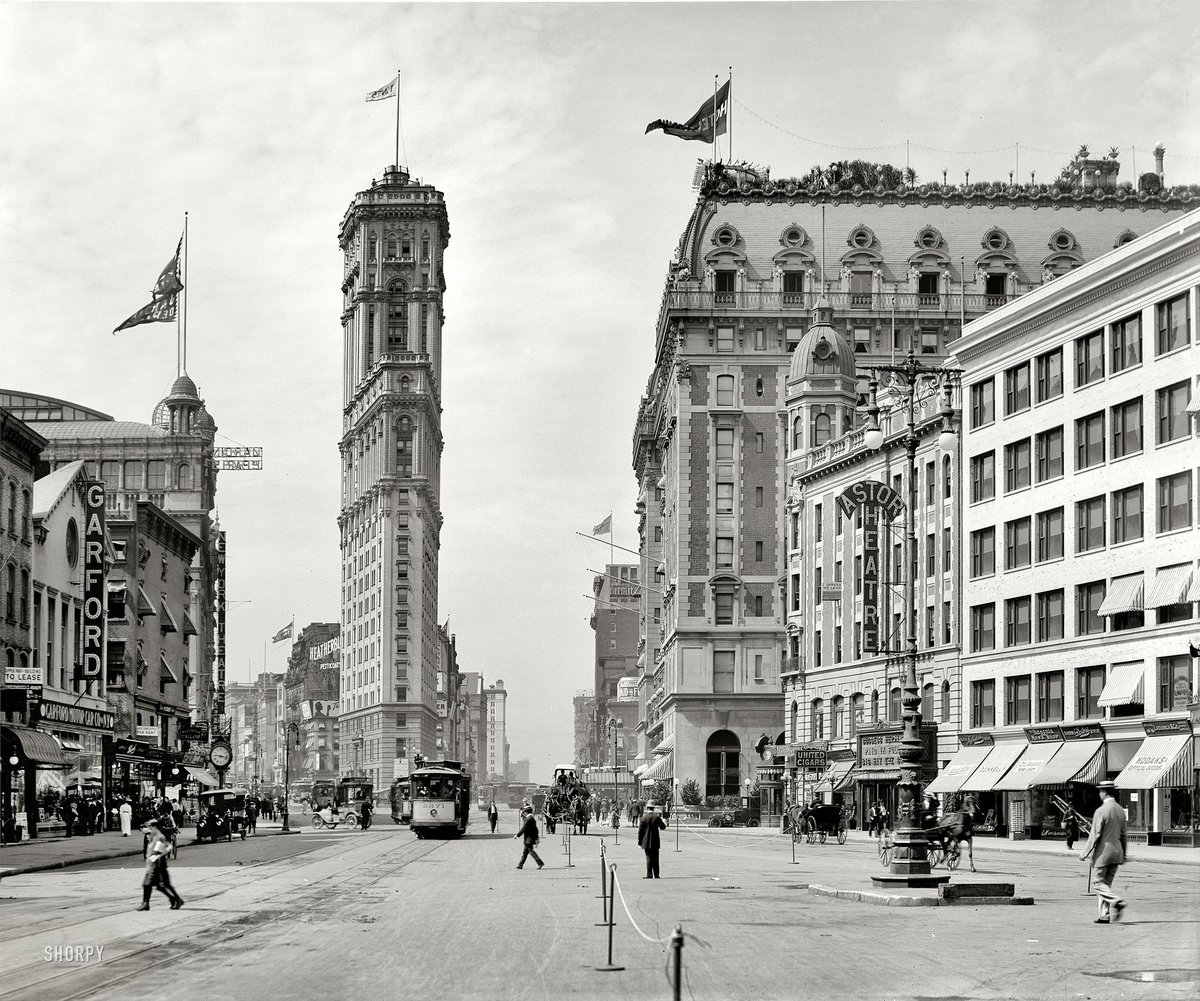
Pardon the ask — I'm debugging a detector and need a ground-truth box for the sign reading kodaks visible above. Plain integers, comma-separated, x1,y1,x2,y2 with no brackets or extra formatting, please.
79,481,106,681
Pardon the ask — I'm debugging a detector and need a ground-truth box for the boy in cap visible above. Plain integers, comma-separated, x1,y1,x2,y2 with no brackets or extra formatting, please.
1079,780,1127,924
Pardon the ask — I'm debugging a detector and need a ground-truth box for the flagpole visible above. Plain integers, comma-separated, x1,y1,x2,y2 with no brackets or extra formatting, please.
394,69,401,169
728,66,733,163
181,211,189,375
608,511,614,565
712,74,718,165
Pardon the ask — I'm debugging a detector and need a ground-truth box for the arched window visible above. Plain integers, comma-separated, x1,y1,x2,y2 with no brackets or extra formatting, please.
20,568,30,625
921,683,934,720
705,729,741,800
387,281,409,352
792,415,802,452
888,686,901,722
851,693,864,737
716,374,735,407
21,489,31,541
831,695,845,738
4,563,14,620
7,484,15,533
941,681,951,723
396,416,414,477
942,455,952,499
400,375,410,393
811,699,825,740
177,463,192,491
871,689,880,721
791,700,799,742
813,412,831,447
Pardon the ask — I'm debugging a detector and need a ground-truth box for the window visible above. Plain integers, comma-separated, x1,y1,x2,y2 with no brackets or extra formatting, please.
1005,675,1032,725
942,528,951,574
782,271,804,302
835,506,844,536
716,537,734,568
970,452,995,503
1111,313,1142,372
942,601,952,644
792,417,802,452
716,482,734,513
756,433,763,453
926,606,935,648
970,379,995,428
1157,380,1191,444
814,503,823,542
1005,363,1031,415
1109,398,1143,459
834,627,842,664
713,651,735,693
1004,439,1031,492
714,589,734,625
1076,496,1105,552
1156,292,1190,355
970,603,995,652
971,680,995,729
853,327,870,354
926,460,936,505
716,326,734,351
754,594,763,617
855,555,862,594
1158,656,1191,712
716,427,734,461
123,460,143,490
753,654,764,680
1035,427,1063,482
755,486,763,508
1076,581,1106,636
1157,472,1193,533
888,687,901,723
1005,518,1031,569
810,699,824,739
1112,485,1144,544
1005,596,1031,646
146,461,166,490
813,413,832,447
716,374,735,407
970,527,995,578
1036,589,1064,642
926,533,935,577
1077,666,1105,719
813,630,822,668
921,329,939,354
1075,412,1105,469
1037,671,1065,722
1075,329,1104,387
1036,348,1063,402
814,566,823,606
943,456,952,499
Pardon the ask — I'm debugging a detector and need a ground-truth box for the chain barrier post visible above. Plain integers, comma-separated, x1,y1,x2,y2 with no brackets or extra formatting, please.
670,924,684,1001
594,842,610,924
565,822,574,868
594,864,625,972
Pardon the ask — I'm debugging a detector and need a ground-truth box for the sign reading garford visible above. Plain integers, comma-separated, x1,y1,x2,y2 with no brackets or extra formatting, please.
213,446,263,471
38,694,115,731
78,481,106,681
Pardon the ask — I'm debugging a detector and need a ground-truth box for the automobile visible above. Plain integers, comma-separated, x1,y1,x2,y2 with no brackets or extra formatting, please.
195,788,249,843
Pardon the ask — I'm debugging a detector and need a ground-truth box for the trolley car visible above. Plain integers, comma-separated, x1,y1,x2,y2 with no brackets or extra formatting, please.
409,759,471,839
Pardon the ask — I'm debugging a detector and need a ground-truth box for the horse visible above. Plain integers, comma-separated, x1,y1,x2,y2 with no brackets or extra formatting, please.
925,808,976,872
573,798,590,836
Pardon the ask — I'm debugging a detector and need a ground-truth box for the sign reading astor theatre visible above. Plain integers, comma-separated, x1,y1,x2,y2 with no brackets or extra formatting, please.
78,480,106,682
835,480,903,655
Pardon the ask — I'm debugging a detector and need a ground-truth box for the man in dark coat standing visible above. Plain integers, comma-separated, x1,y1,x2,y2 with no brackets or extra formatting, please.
1080,780,1128,923
487,801,499,833
637,801,668,879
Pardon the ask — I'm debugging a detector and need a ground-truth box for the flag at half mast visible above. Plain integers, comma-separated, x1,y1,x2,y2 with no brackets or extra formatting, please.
593,515,612,536
646,80,730,143
113,236,183,333
272,622,293,644
366,76,398,102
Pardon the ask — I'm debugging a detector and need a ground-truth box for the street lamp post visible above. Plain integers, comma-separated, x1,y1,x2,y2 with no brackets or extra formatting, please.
281,721,299,833
608,718,618,809
861,351,960,888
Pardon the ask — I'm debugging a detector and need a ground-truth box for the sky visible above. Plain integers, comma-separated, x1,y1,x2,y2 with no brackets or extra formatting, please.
2,1,1196,782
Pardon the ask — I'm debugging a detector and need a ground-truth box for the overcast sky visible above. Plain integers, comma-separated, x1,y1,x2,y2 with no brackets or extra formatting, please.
2,1,1196,781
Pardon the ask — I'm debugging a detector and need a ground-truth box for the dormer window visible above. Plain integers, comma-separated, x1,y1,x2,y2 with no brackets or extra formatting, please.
916,226,944,250
783,226,806,247
715,226,737,247
983,228,1010,252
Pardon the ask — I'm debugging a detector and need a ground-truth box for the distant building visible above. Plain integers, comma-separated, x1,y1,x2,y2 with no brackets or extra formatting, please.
484,680,507,782
224,681,257,790
590,563,640,761
508,758,530,784
285,622,340,791
573,690,597,766
459,671,485,789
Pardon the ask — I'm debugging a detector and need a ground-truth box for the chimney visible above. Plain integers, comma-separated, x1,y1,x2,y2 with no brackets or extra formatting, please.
1154,143,1166,184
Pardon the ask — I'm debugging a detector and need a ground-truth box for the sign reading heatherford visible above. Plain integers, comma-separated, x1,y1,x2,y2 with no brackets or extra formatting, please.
78,481,106,681
835,480,903,654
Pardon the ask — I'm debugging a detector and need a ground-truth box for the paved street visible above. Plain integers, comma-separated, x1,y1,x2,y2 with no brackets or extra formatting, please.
1,808,1197,1001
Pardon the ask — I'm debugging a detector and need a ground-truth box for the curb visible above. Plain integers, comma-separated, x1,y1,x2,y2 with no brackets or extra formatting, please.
808,883,1035,907
0,829,291,879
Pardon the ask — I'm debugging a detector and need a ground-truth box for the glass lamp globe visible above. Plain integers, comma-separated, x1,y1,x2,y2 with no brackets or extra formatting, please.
938,428,958,452
863,427,885,451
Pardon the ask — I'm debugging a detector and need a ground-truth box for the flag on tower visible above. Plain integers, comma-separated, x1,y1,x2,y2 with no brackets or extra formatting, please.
272,622,293,644
593,515,612,536
646,80,730,143
366,76,398,102
113,235,184,333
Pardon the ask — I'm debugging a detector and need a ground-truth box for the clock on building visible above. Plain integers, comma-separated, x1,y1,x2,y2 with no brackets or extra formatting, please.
209,741,232,769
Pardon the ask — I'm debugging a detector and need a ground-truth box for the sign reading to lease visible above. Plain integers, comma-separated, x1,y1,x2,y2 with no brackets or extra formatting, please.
79,481,106,681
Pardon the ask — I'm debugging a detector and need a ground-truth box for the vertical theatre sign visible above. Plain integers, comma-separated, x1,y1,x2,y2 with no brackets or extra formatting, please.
835,480,903,654
215,530,227,715
79,481,106,681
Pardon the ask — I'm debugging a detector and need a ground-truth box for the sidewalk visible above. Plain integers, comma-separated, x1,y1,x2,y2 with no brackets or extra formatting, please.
0,818,296,879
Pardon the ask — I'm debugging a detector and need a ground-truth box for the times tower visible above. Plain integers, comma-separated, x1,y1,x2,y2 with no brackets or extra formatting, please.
337,165,449,788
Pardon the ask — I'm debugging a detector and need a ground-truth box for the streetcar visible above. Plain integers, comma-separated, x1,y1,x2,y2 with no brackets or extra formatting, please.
409,759,471,839
389,777,412,826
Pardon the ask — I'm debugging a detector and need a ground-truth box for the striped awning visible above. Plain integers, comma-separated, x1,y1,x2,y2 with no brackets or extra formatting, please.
1097,662,1145,707
963,743,1026,791
3,725,71,766
653,733,675,754
1114,734,1193,789
185,766,218,787
992,742,1065,791
1030,740,1106,787
1145,565,1194,609
813,758,856,794
1098,574,1144,616
926,743,995,794
1187,571,1200,603
642,752,673,781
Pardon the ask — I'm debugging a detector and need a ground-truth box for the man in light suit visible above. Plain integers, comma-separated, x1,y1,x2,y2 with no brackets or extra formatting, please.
1079,780,1128,924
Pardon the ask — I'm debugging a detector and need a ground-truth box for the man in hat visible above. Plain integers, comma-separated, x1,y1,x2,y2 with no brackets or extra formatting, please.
1079,781,1128,924
514,806,544,870
637,801,668,879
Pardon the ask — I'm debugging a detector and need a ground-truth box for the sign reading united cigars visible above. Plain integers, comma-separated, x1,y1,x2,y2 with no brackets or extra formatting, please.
78,481,106,682
835,480,903,655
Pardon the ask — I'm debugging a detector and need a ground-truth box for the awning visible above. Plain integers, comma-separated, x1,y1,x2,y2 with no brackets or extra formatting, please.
1188,573,1200,603
1145,565,1194,609
185,766,219,787
1097,662,1145,707
632,762,651,778
1114,734,1193,789
3,724,71,766
642,753,673,781
1030,740,1106,787
159,599,179,633
814,758,856,794
925,743,995,794
1097,574,1144,616
159,652,179,684
653,733,675,754
136,585,157,617
992,742,1065,791
963,743,1026,791
182,609,198,636
58,737,83,753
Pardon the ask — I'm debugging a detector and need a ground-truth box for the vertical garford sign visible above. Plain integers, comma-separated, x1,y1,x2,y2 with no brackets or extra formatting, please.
836,480,903,655
215,530,227,715
79,481,106,681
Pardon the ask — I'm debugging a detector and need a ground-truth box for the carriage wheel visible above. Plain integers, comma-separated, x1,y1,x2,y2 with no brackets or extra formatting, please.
946,847,960,871
837,824,847,845
927,846,944,868
345,814,358,830
819,830,827,844
880,844,893,866
311,815,324,829
708,817,721,828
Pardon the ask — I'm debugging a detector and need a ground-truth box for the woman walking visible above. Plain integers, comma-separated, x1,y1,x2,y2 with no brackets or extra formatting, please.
137,820,183,911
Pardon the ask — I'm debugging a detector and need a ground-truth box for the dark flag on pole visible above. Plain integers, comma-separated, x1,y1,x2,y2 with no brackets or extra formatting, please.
114,236,183,333
646,81,730,143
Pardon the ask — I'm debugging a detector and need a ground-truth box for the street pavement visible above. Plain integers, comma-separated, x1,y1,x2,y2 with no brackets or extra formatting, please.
0,806,1196,1001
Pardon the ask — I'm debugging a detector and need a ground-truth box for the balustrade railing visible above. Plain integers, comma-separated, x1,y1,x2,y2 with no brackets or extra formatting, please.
661,288,1016,316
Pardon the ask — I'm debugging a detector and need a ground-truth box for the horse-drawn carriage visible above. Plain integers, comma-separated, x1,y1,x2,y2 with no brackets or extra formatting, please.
789,802,848,844
542,765,591,835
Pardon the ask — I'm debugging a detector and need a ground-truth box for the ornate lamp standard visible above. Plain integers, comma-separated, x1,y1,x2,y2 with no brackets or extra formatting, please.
281,721,299,833
860,351,961,888
608,717,619,808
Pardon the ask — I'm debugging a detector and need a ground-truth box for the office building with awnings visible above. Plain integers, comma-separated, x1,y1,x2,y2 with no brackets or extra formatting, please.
951,206,1200,849
925,734,995,795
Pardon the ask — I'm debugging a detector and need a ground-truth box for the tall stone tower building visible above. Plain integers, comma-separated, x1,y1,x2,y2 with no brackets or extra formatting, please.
337,165,450,790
